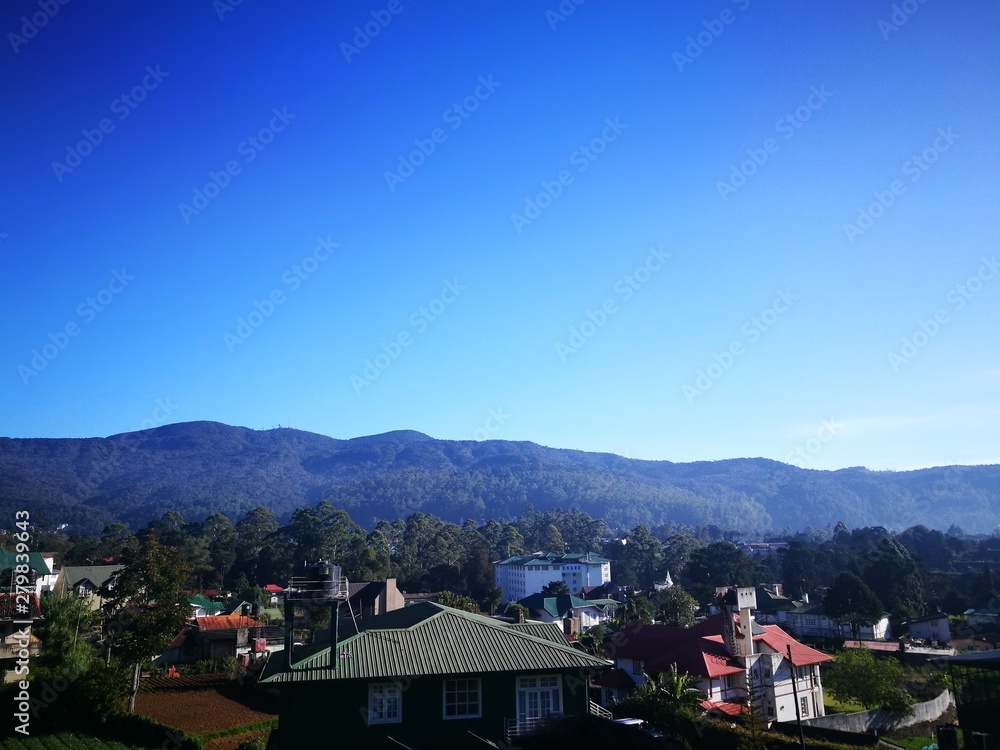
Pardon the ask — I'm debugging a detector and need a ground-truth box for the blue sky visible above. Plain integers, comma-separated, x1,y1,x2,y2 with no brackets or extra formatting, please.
2,0,998,471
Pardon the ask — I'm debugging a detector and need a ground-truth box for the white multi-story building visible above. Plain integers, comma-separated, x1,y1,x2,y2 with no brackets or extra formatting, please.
494,551,611,604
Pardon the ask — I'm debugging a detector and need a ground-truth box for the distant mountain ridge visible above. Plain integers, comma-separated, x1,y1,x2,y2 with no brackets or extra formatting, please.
3,420,998,536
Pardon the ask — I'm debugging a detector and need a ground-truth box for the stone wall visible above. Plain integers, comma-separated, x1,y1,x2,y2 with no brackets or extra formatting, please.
797,689,952,734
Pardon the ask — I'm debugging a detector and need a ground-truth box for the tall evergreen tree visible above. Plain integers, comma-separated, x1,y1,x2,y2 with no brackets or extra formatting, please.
102,530,190,713
824,571,883,641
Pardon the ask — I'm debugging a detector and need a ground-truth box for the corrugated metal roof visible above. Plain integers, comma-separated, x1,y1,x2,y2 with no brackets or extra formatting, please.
0,552,49,575
59,564,124,588
261,602,610,684
507,622,568,644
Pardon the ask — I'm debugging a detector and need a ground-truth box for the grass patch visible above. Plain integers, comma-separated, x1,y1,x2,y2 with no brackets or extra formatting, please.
822,693,866,714
0,733,149,750
880,736,934,750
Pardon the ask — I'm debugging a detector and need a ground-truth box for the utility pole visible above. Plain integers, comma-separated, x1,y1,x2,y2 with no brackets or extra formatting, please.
787,645,805,750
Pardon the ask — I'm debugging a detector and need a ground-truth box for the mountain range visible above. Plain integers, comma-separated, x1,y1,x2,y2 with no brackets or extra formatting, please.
3,420,998,536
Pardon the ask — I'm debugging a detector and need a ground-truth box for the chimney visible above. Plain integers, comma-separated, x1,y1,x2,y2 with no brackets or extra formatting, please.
802,592,810,604
737,587,757,658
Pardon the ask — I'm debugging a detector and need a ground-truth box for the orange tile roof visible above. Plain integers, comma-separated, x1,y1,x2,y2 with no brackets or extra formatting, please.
700,699,745,717
195,614,262,631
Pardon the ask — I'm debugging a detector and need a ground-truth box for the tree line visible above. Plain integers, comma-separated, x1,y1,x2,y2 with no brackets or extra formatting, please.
26,502,1000,621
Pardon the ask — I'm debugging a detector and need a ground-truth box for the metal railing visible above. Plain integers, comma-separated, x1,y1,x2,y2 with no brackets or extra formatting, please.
589,701,613,720
504,713,563,741
285,575,349,601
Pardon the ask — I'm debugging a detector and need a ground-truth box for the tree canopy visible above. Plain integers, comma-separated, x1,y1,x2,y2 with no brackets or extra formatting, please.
824,571,884,641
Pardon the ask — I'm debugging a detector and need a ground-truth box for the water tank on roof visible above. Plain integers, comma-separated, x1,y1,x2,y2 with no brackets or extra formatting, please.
306,560,341,593
288,559,346,600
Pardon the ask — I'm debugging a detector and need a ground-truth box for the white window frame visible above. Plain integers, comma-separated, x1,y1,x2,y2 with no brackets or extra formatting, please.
368,682,402,724
516,675,563,727
442,677,481,720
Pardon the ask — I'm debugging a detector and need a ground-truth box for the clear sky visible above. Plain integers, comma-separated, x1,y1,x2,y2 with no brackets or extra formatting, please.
2,0,998,471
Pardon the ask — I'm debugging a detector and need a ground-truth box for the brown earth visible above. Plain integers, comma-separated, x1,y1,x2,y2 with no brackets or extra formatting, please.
135,683,277,738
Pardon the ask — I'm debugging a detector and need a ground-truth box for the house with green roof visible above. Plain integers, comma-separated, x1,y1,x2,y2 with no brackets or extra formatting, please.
260,601,612,748
512,593,618,632
0,551,56,596
55,564,124,610
188,593,224,617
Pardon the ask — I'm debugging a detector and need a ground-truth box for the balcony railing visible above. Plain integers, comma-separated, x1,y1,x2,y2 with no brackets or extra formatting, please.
504,713,563,741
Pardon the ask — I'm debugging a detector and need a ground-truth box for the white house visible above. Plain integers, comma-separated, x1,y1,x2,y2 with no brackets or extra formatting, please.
785,603,890,641
966,604,1000,631
606,587,832,724
511,593,615,632
906,612,950,642
494,551,611,604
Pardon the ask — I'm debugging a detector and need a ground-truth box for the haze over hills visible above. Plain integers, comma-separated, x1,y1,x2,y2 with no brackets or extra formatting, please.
3,421,998,537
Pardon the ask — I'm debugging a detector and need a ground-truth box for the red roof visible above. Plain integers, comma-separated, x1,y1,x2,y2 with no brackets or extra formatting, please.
196,614,262,631
611,614,828,678
612,614,726,659
754,625,832,667
700,699,746,717
612,616,744,680
647,635,745,678
264,584,284,593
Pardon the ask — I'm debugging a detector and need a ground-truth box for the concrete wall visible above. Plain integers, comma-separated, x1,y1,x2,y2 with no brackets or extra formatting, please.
798,689,952,734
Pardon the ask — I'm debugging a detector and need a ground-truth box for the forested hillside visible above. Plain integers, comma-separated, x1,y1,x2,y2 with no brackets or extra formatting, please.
2,421,998,535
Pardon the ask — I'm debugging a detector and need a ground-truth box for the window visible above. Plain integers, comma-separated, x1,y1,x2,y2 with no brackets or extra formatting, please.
517,675,562,727
799,696,809,718
632,660,643,675
443,678,481,719
368,683,402,724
